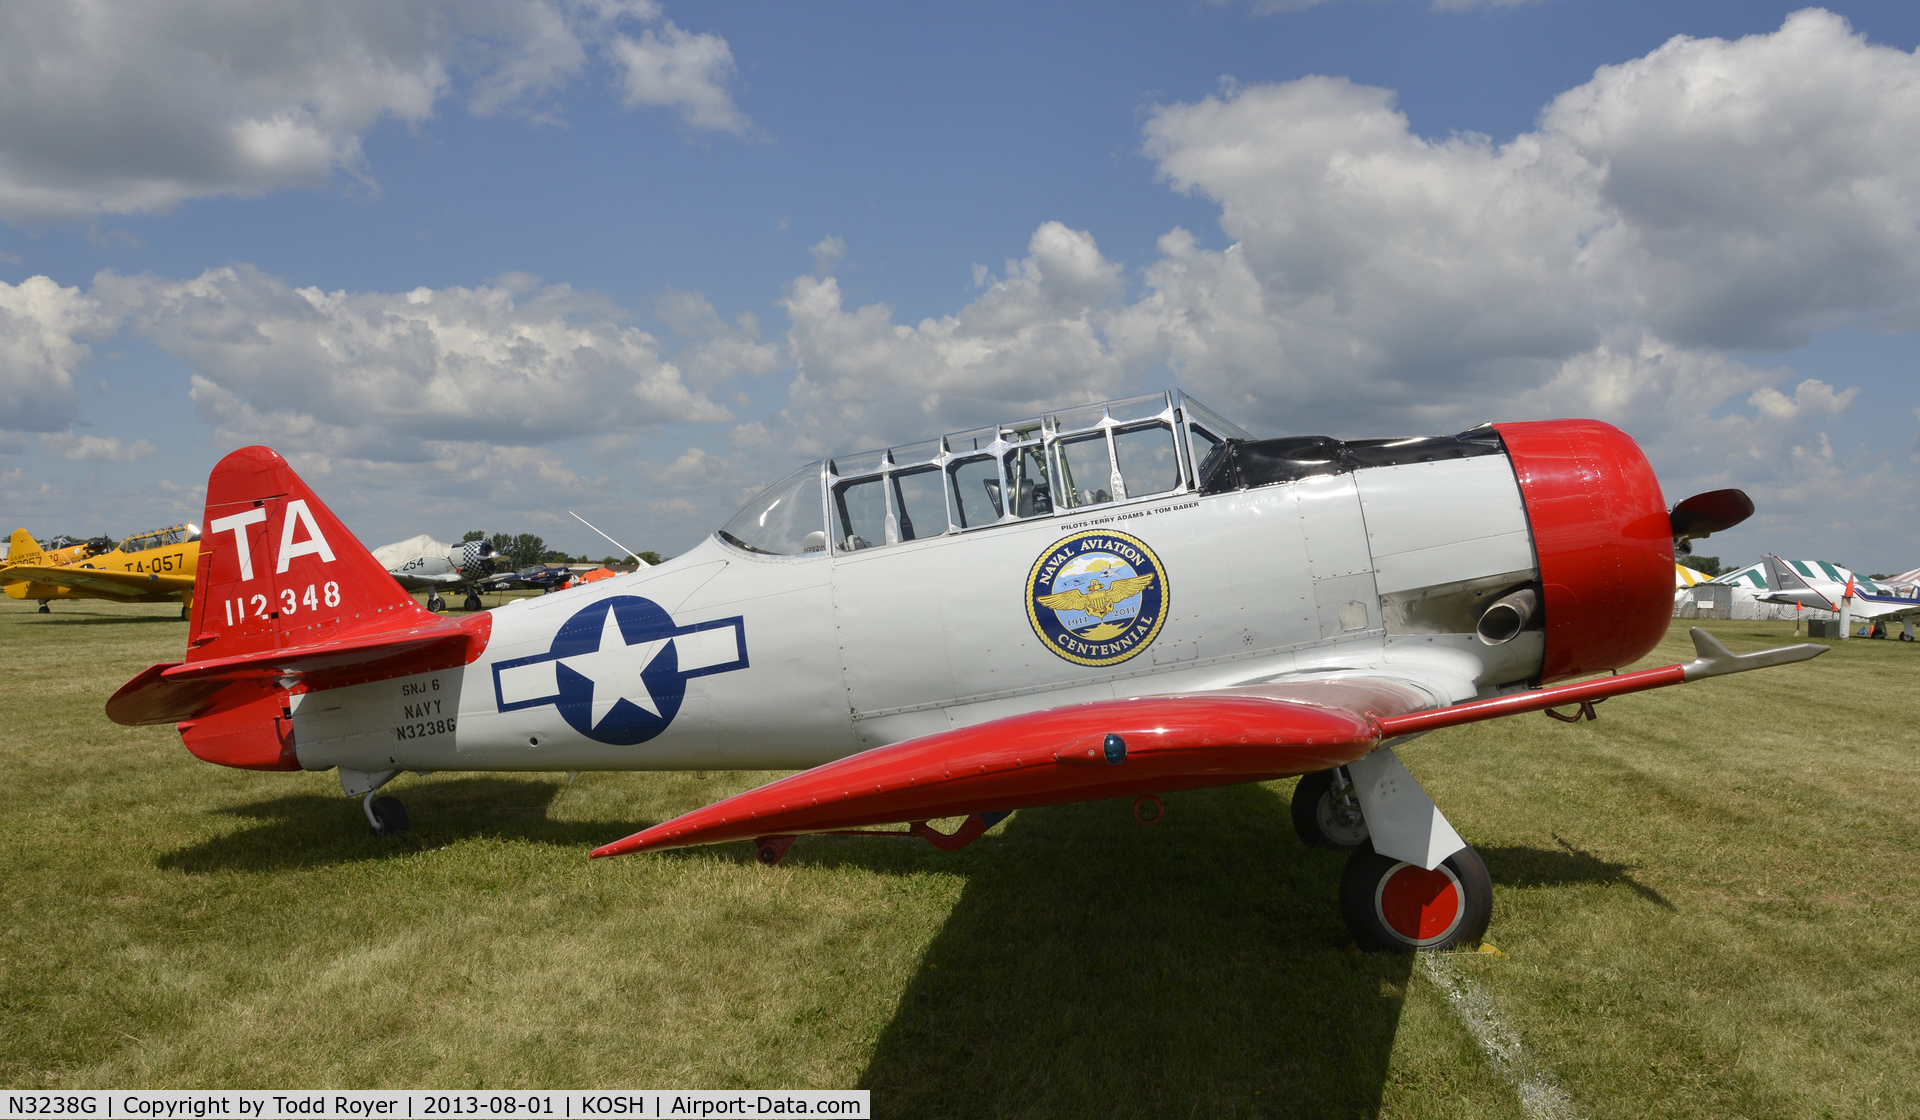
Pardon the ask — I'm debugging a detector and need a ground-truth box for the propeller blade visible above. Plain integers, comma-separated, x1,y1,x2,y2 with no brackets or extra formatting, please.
1670,488,1754,545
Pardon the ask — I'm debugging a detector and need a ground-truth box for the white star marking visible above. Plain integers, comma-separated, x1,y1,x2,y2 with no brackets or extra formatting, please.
558,608,673,728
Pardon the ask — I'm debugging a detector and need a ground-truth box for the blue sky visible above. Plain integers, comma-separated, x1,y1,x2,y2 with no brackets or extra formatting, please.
3,0,1917,572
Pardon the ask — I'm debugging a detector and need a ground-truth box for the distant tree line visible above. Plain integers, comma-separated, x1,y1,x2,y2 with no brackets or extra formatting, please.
461,530,665,569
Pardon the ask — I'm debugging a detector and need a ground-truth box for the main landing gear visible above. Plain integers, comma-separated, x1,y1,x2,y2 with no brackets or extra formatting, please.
463,590,484,612
1340,842,1492,952
426,591,446,613
1291,767,1370,848
37,600,50,614
1293,760,1493,952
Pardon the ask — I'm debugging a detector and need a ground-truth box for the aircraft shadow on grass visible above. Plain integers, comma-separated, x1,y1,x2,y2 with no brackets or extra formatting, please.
1480,834,1676,911
154,777,632,873
837,784,1415,1120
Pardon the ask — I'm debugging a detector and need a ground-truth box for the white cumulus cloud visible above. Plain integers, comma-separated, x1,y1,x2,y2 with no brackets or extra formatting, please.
0,0,752,222
92,265,729,458
0,276,108,434
39,432,157,461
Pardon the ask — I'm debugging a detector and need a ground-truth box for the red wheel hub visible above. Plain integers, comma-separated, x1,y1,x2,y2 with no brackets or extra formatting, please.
1374,862,1465,946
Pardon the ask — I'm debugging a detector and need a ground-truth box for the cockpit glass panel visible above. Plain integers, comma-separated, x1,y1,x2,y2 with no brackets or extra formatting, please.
1054,432,1114,508
948,455,1002,528
892,467,947,541
890,439,942,467
1049,402,1106,432
1108,392,1170,422
1001,444,1054,518
1112,423,1181,498
833,477,888,551
1180,395,1252,442
947,426,998,454
717,462,826,556
1189,425,1227,486
831,450,888,477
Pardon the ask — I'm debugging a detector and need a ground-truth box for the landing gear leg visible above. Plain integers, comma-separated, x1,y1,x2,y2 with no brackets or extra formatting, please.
1902,619,1915,642
1340,841,1492,952
1291,767,1370,848
341,768,406,836
364,793,411,837
427,591,445,613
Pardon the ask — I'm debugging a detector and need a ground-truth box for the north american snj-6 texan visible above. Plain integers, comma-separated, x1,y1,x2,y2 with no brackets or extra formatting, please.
107,390,1825,952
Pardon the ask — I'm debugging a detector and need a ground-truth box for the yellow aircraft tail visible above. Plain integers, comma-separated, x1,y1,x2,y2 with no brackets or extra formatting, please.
6,529,47,567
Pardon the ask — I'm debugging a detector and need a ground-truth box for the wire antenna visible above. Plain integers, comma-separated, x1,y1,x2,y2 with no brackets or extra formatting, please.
569,511,650,568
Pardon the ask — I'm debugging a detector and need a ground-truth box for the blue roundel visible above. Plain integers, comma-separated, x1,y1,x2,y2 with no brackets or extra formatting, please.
550,595,686,745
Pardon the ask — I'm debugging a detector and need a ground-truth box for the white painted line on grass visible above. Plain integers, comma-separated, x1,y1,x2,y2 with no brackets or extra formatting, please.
1420,951,1583,1120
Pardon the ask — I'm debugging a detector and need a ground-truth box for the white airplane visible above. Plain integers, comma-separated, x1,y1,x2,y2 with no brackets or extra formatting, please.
371,534,498,612
1755,555,1920,641
106,390,1824,953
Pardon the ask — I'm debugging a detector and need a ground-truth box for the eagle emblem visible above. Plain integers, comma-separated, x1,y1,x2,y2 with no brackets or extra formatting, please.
1025,529,1169,668
1035,573,1157,620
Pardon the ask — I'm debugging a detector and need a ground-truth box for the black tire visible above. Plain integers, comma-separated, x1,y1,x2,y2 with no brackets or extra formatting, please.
427,593,445,613
463,591,483,612
37,604,50,614
180,604,190,620
370,796,410,836
1340,841,1491,953
1291,769,1370,849
1903,632,1916,643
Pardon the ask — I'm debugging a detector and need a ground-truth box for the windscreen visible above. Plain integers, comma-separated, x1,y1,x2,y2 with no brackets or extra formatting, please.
717,462,826,556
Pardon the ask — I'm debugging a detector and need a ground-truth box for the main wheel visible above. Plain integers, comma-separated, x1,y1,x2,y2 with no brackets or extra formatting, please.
369,796,410,837
1903,632,1916,643
37,604,50,614
1340,842,1491,953
427,592,445,612
1291,769,1370,848
463,591,483,611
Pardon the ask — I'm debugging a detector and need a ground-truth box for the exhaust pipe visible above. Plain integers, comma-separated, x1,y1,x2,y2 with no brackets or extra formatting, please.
1476,588,1539,646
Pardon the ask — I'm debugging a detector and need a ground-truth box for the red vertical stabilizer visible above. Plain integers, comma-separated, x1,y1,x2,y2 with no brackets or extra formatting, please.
188,445,431,661
108,447,491,770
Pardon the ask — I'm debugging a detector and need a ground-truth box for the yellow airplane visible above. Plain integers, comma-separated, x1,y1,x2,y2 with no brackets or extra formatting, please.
4,525,200,617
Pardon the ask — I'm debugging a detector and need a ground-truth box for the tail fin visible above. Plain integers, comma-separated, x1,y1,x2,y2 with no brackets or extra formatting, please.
109,446,491,770
7,529,47,567
188,446,428,661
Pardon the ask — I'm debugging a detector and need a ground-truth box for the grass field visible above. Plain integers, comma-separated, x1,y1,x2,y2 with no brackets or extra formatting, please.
2,598,1916,1118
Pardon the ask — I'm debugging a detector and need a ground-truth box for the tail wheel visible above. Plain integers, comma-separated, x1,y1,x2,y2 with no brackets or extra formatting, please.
369,796,410,837
1291,768,1370,848
1340,842,1491,952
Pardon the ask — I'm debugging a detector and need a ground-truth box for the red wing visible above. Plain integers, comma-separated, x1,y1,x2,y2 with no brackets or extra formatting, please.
590,678,1430,858
591,627,1828,860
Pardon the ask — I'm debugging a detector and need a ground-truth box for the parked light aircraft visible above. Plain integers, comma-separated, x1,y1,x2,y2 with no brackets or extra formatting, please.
372,535,497,612
1756,555,1920,640
6,524,200,617
106,391,1825,952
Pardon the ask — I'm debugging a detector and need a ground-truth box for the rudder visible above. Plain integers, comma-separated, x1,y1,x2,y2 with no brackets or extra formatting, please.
190,446,430,662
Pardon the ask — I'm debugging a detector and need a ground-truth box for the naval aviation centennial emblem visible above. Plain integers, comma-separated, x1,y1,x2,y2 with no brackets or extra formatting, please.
1025,529,1168,667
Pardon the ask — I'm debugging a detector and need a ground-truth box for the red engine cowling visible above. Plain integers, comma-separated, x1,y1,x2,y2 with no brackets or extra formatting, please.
1496,420,1675,683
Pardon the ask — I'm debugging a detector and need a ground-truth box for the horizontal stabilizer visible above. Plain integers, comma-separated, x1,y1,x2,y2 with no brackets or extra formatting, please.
591,678,1429,859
